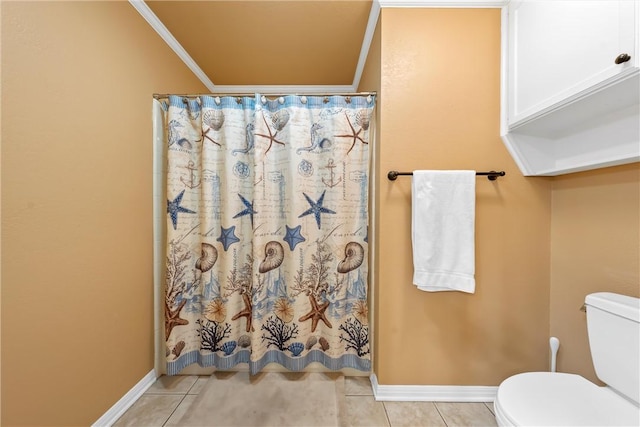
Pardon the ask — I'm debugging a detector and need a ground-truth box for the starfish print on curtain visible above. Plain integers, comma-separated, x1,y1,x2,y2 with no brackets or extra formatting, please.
167,190,196,230
334,111,370,155
298,191,336,229
217,226,240,251
283,225,305,250
299,294,332,332
254,110,288,155
233,194,257,228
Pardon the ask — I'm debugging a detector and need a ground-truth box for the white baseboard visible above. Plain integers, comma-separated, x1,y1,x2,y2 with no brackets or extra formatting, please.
92,369,158,427
370,373,497,402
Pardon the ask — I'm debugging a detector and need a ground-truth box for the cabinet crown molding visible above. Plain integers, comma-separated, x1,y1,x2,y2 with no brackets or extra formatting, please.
377,0,509,7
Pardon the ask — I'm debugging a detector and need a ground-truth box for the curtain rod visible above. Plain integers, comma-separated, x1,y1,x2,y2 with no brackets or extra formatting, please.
153,92,376,100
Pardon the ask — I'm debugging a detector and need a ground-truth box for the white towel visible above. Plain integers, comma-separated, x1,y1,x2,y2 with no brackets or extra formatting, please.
412,170,476,293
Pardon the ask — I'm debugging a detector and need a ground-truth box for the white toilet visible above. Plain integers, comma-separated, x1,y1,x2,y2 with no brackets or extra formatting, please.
494,292,640,426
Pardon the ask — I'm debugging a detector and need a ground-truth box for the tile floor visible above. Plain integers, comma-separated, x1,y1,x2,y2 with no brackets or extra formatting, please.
114,375,498,427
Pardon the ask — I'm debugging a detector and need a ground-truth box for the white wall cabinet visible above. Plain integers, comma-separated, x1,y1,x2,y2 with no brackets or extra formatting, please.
501,0,640,176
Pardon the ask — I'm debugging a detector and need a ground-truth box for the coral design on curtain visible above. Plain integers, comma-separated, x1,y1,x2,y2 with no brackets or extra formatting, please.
162,94,374,375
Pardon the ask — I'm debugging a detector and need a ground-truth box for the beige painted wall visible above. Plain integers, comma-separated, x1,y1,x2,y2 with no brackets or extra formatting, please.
550,163,640,383
1,2,206,425
374,8,552,386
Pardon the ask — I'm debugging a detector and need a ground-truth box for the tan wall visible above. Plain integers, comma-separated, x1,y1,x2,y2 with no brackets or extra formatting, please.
357,14,382,377
375,8,552,386
550,164,640,382
1,2,206,425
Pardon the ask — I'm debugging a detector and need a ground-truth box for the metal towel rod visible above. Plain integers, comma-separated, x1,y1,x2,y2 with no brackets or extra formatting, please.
387,170,506,181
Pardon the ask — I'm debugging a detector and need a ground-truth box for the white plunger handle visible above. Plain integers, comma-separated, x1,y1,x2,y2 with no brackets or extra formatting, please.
549,337,560,372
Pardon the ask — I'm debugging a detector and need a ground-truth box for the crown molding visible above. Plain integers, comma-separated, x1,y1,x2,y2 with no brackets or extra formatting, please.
203,85,358,94
377,0,509,7
352,0,381,89
128,0,216,92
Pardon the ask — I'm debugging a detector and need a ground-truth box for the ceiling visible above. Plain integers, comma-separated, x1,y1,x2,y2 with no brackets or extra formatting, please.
133,0,377,91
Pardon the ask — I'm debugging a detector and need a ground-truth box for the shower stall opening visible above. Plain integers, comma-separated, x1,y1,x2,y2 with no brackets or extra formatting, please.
152,93,376,376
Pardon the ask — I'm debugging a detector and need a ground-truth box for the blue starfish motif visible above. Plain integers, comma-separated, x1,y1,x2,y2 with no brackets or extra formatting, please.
283,225,306,250
298,191,336,229
233,194,257,228
167,190,196,230
217,225,240,251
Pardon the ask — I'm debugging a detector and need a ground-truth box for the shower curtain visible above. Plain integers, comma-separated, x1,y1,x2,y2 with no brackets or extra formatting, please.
161,93,374,375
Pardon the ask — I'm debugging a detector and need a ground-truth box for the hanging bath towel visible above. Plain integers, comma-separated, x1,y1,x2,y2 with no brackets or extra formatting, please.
412,170,476,293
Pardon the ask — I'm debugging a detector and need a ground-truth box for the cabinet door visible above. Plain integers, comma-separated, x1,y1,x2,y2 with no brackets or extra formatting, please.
508,0,637,127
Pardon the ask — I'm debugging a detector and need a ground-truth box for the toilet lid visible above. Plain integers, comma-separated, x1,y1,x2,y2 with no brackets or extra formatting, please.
495,372,640,426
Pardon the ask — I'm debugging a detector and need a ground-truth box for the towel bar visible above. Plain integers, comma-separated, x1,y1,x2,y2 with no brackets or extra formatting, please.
387,170,505,181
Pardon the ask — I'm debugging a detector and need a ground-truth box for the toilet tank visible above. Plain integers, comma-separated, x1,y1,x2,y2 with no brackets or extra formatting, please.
585,292,640,405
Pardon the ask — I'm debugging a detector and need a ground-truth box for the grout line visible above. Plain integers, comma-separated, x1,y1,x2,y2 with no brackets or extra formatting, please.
484,401,495,416
161,393,189,427
184,375,202,395
380,401,391,427
144,392,190,395
433,402,449,427
143,375,200,396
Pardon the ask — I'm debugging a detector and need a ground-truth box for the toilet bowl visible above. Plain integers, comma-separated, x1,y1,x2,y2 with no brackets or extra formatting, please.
494,372,639,426
494,292,640,427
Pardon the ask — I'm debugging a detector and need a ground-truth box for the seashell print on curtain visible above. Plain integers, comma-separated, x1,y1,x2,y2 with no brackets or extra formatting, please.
163,94,374,375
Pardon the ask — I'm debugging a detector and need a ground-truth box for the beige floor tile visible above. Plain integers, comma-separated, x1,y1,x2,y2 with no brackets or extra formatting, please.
341,395,390,427
164,395,198,427
113,394,184,427
178,371,341,426
345,376,373,396
383,401,446,427
435,402,498,427
146,375,199,394
187,375,211,395
212,370,242,381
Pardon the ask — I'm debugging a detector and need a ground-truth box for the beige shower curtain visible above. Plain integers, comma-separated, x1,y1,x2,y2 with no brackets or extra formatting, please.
161,93,374,375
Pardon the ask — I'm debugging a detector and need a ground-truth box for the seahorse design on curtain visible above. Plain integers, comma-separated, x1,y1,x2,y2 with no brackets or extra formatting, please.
162,94,374,375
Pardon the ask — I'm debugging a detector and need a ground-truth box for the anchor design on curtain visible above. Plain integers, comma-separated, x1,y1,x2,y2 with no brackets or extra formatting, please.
162,94,374,375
